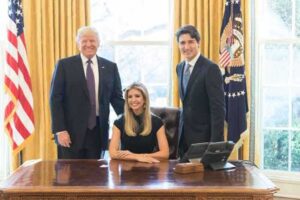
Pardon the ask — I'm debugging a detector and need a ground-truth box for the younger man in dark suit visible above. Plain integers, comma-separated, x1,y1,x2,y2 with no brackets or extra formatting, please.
50,26,124,159
175,25,225,158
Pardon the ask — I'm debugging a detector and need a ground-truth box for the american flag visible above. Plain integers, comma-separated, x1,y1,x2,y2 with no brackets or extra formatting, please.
219,0,248,143
4,0,34,153
219,48,231,68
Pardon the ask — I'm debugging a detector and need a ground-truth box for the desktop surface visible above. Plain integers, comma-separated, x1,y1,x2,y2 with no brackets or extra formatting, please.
0,159,278,200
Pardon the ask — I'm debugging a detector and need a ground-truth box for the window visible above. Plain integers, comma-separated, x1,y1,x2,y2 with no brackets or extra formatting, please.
256,0,300,172
90,0,172,106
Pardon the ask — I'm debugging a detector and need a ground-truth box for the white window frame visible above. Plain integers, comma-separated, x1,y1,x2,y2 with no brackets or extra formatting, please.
105,40,172,104
90,0,173,107
254,0,300,198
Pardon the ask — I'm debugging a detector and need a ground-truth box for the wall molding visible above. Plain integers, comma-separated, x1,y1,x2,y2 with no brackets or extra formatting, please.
264,170,300,199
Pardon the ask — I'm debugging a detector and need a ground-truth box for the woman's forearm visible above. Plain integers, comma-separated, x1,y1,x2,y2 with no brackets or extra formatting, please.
111,150,161,163
145,150,169,160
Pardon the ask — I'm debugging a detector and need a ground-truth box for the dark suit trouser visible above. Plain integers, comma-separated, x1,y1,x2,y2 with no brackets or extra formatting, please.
57,118,102,159
179,128,189,162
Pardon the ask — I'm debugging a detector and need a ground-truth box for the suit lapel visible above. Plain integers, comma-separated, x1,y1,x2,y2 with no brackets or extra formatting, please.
74,55,89,98
178,62,185,100
97,56,104,101
183,55,204,100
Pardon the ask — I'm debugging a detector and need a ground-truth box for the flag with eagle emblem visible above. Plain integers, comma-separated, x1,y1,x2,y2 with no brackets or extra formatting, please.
219,0,248,143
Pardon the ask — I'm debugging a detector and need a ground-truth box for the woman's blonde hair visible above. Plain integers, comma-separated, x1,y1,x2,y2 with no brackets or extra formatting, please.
124,82,151,136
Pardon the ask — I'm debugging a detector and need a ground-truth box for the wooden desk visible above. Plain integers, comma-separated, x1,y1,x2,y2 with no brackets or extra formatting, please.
0,159,278,200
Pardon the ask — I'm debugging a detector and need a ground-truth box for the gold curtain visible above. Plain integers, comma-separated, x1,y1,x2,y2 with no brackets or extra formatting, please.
12,0,90,169
172,0,251,160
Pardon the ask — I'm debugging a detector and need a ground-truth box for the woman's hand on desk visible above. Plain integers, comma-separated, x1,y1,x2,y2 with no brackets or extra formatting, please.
116,150,132,159
136,154,160,163
115,151,160,163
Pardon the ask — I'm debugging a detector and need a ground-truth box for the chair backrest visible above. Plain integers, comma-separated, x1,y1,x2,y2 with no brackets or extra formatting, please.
151,107,180,159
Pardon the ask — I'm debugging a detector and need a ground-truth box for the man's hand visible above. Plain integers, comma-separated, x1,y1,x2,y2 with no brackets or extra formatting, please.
57,131,71,148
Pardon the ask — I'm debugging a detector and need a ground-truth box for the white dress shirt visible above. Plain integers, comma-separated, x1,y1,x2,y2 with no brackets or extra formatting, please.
185,52,201,74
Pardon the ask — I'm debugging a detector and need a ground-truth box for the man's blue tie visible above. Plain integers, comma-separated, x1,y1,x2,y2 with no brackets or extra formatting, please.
86,59,96,129
182,63,191,95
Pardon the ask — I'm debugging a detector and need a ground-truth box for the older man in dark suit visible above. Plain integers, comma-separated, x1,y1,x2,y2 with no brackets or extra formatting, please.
175,25,225,158
50,26,124,159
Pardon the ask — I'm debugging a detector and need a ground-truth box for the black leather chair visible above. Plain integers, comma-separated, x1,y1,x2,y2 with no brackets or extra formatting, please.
151,107,180,159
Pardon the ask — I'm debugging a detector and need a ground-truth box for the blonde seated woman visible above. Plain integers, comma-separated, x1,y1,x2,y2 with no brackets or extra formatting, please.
109,82,169,163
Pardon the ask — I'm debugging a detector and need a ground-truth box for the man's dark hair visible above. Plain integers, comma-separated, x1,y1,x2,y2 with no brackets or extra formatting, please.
175,25,200,43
